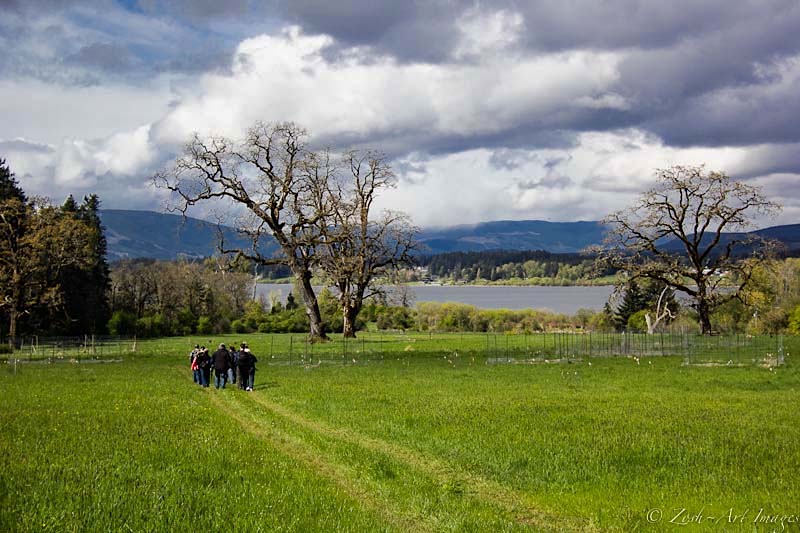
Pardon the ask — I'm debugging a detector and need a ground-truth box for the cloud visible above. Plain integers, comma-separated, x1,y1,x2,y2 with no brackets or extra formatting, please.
152,27,625,154
64,42,137,73
3,127,167,210
2,3,800,230
0,77,173,151
376,130,800,227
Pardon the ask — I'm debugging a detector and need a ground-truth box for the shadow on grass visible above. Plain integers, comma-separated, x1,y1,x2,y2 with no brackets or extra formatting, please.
252,381,279,390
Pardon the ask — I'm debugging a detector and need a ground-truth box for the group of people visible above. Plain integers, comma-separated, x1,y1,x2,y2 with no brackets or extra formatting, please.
189,342,258,391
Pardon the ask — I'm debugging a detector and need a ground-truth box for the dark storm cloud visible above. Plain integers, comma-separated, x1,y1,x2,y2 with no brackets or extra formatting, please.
64,42,136,73
272,0,461,61
266,0,800,149
134,0,249,21
647,76,800,147
311,125,579,163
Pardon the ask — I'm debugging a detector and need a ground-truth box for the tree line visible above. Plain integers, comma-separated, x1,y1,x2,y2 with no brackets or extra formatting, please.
3,141,795,343
0,159,110,347
418,250,614,284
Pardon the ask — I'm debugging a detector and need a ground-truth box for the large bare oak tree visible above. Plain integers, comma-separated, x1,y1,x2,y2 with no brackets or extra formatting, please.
155,122,417,341
155,122,333,341
600,165,780,334
317,151,417,338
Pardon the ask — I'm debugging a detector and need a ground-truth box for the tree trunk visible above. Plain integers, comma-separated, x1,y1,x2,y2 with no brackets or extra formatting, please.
342,305,358,339
8,307,17,349
695,282,713,335
698,307,712,335
296,272,328,342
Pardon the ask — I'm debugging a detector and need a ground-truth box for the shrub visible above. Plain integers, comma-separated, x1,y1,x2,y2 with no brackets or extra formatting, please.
108,311,136,336
787,305,800,335
196,316,213,335
231,319,252,334
626,310,648,333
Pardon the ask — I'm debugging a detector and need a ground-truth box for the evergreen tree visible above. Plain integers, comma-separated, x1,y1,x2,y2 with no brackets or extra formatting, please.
0,159,30,343
62,194,78,213
0,159,26,203
615,280,647,330
55,194,111,334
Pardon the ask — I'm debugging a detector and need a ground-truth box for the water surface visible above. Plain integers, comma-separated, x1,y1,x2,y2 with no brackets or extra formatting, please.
256,283,614,314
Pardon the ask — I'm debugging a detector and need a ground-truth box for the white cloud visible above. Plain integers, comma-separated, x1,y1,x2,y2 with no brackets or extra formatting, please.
378,130,799,227
4,25,797,229
0,78,173,145
453,7,525,60
153,26,625,144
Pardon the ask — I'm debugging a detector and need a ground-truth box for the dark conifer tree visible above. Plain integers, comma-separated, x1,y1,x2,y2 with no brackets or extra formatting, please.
62,194,78,213
615,280,647,330
56,194,111,334
0,158,27,203
0,159,29,342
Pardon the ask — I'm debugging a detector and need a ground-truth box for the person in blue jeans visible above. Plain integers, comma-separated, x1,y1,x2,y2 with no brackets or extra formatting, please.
212,343,231,389
228,347,238,385
196,347,211,387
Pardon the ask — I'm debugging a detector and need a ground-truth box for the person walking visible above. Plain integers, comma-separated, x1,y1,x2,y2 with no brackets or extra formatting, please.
213,343,231,389
228,346,238,385
189,344,201,384
237,343,258,391
196,347,211,388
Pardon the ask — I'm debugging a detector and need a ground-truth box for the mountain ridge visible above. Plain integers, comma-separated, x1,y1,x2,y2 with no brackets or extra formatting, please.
99,209,800,260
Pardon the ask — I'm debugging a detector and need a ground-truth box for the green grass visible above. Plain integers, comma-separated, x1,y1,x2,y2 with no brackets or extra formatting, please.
3,334,800,531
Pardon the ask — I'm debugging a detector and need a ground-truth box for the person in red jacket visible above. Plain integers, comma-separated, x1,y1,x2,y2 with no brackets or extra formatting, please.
196,347,211,387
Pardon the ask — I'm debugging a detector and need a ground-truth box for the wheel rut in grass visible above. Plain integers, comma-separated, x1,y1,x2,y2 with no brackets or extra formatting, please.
182,358,595,533
238,389,593,531
206,390,439,532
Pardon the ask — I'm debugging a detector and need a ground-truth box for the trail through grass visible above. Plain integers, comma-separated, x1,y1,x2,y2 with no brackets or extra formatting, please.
3,336,800,531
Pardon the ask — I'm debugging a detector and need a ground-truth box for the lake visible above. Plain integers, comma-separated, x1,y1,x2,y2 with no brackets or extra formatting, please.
255,283,615,315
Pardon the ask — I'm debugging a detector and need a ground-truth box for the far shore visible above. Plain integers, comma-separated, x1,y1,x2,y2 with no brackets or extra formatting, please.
257,279,616,288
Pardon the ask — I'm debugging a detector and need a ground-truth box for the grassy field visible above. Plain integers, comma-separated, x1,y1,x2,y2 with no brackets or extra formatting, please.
2,334,800,531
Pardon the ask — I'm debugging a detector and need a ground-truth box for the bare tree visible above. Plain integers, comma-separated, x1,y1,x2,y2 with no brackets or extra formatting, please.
317,151,417,337
155,122,334,341
601,165,780,334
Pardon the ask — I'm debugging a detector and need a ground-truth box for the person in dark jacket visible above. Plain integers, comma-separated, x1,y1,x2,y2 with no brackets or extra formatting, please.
212,343,231,389
196,347,211,387
237,343,258,391
189,344,201,384
228,347,238,385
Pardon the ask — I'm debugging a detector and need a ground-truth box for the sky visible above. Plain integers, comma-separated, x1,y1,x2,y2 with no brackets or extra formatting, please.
1,0,799,228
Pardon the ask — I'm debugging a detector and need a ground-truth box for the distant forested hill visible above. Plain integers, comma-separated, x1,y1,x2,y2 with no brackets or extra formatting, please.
99,209,278,261
418,220,607,254
99,210,800,261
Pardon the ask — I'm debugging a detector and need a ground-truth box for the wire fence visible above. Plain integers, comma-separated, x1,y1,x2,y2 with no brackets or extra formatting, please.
222,330,789,368
0,335,136,363
1,331,789,368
